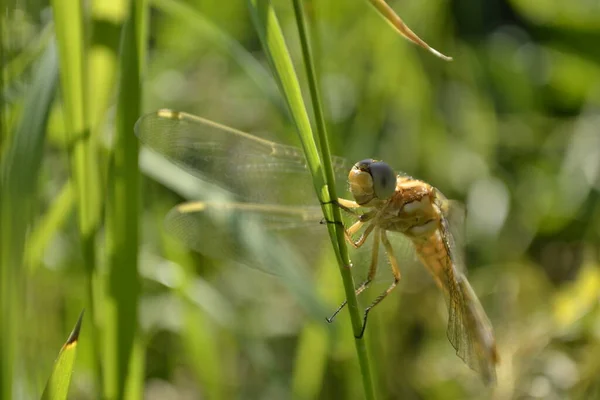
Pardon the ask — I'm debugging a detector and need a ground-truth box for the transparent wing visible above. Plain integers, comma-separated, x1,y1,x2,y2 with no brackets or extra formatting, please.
163,199,331,319
135,109,352,205
439,216,498,385
436,193,467,274
412,214,497,385
456,273,499,385
169,200,394,284
165,200,325,275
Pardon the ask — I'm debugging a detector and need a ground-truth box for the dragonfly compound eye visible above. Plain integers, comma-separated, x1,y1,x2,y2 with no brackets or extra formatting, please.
368,160,396,200
349,159,375,205
349,159,396,204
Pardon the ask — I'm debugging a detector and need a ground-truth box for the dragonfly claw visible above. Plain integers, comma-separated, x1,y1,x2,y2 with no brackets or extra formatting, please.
355,310,370,339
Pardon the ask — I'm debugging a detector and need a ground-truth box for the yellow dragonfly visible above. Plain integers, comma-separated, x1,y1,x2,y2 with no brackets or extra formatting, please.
135,109,499,384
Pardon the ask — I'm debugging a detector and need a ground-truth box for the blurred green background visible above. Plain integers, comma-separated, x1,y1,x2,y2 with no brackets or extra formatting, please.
2,0,600,399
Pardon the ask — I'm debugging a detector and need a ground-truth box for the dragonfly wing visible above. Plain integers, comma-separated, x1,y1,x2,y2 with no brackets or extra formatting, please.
165,200,331,319
135,109,352,204
413,217,497,385
439,218,498,385
436,194,467,274
165,200,325,275
456,274,499,384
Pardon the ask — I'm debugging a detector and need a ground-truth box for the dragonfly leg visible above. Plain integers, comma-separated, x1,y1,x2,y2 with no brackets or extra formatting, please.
337,197,362,212
321,219,366,243
320,197,368,227
320,197,360,227
348,222,375,248
320,197,361,214
356,230,402,339
326,228,381,324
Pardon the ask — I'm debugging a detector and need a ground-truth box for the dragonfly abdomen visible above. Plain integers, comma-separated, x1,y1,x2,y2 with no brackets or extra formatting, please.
411,229,453,292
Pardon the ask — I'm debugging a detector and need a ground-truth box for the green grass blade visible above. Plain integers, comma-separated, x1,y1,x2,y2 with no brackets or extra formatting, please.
103,0,146,398
41,310,85,400
50,0,103,387
290,0,363,332
246,1,339,252
247,1,324,190
51,0,102,240
293,1,376,397
249,1,376,398
0,39,58,400
89,0,126,130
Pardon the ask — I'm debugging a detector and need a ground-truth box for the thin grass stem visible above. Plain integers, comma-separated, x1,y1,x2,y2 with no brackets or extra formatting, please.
291,1,376,398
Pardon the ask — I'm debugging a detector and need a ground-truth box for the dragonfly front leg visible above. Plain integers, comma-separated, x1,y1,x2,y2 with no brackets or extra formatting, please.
356,230,402,339
324,215,375,248
336,197,362,213
320,197,361,232
326,227,380,323
321,198,375,231
320,197,361,217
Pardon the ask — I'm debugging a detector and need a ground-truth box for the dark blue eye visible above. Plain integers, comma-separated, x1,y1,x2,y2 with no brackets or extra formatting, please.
369,161,395,199
356,159,375,170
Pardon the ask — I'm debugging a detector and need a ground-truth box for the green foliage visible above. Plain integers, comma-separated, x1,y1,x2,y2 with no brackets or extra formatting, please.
1,0,600,399
0,34,58,400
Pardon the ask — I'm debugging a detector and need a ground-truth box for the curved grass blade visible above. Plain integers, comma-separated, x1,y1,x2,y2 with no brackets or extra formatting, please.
367,0,452,61
41,310,85,400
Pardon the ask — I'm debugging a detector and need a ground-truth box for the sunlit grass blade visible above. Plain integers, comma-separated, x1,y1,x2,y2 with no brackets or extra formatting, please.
51,0,102,241
89,0,126,129
0,39,58,400
290,1,377,398
41,310,85,400
247,0,326,202
367,0,452,61
248,1,374,399
51,0,102,388
247,0,342,316
103,0,146,398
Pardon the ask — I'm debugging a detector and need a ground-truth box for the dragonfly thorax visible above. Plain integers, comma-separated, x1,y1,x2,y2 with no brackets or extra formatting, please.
376,179,442,239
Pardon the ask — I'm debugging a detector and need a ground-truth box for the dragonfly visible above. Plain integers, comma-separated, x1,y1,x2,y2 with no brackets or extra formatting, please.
135,109,499,385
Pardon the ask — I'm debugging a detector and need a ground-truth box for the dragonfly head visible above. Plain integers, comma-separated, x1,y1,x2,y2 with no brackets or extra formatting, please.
349,159,396,205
